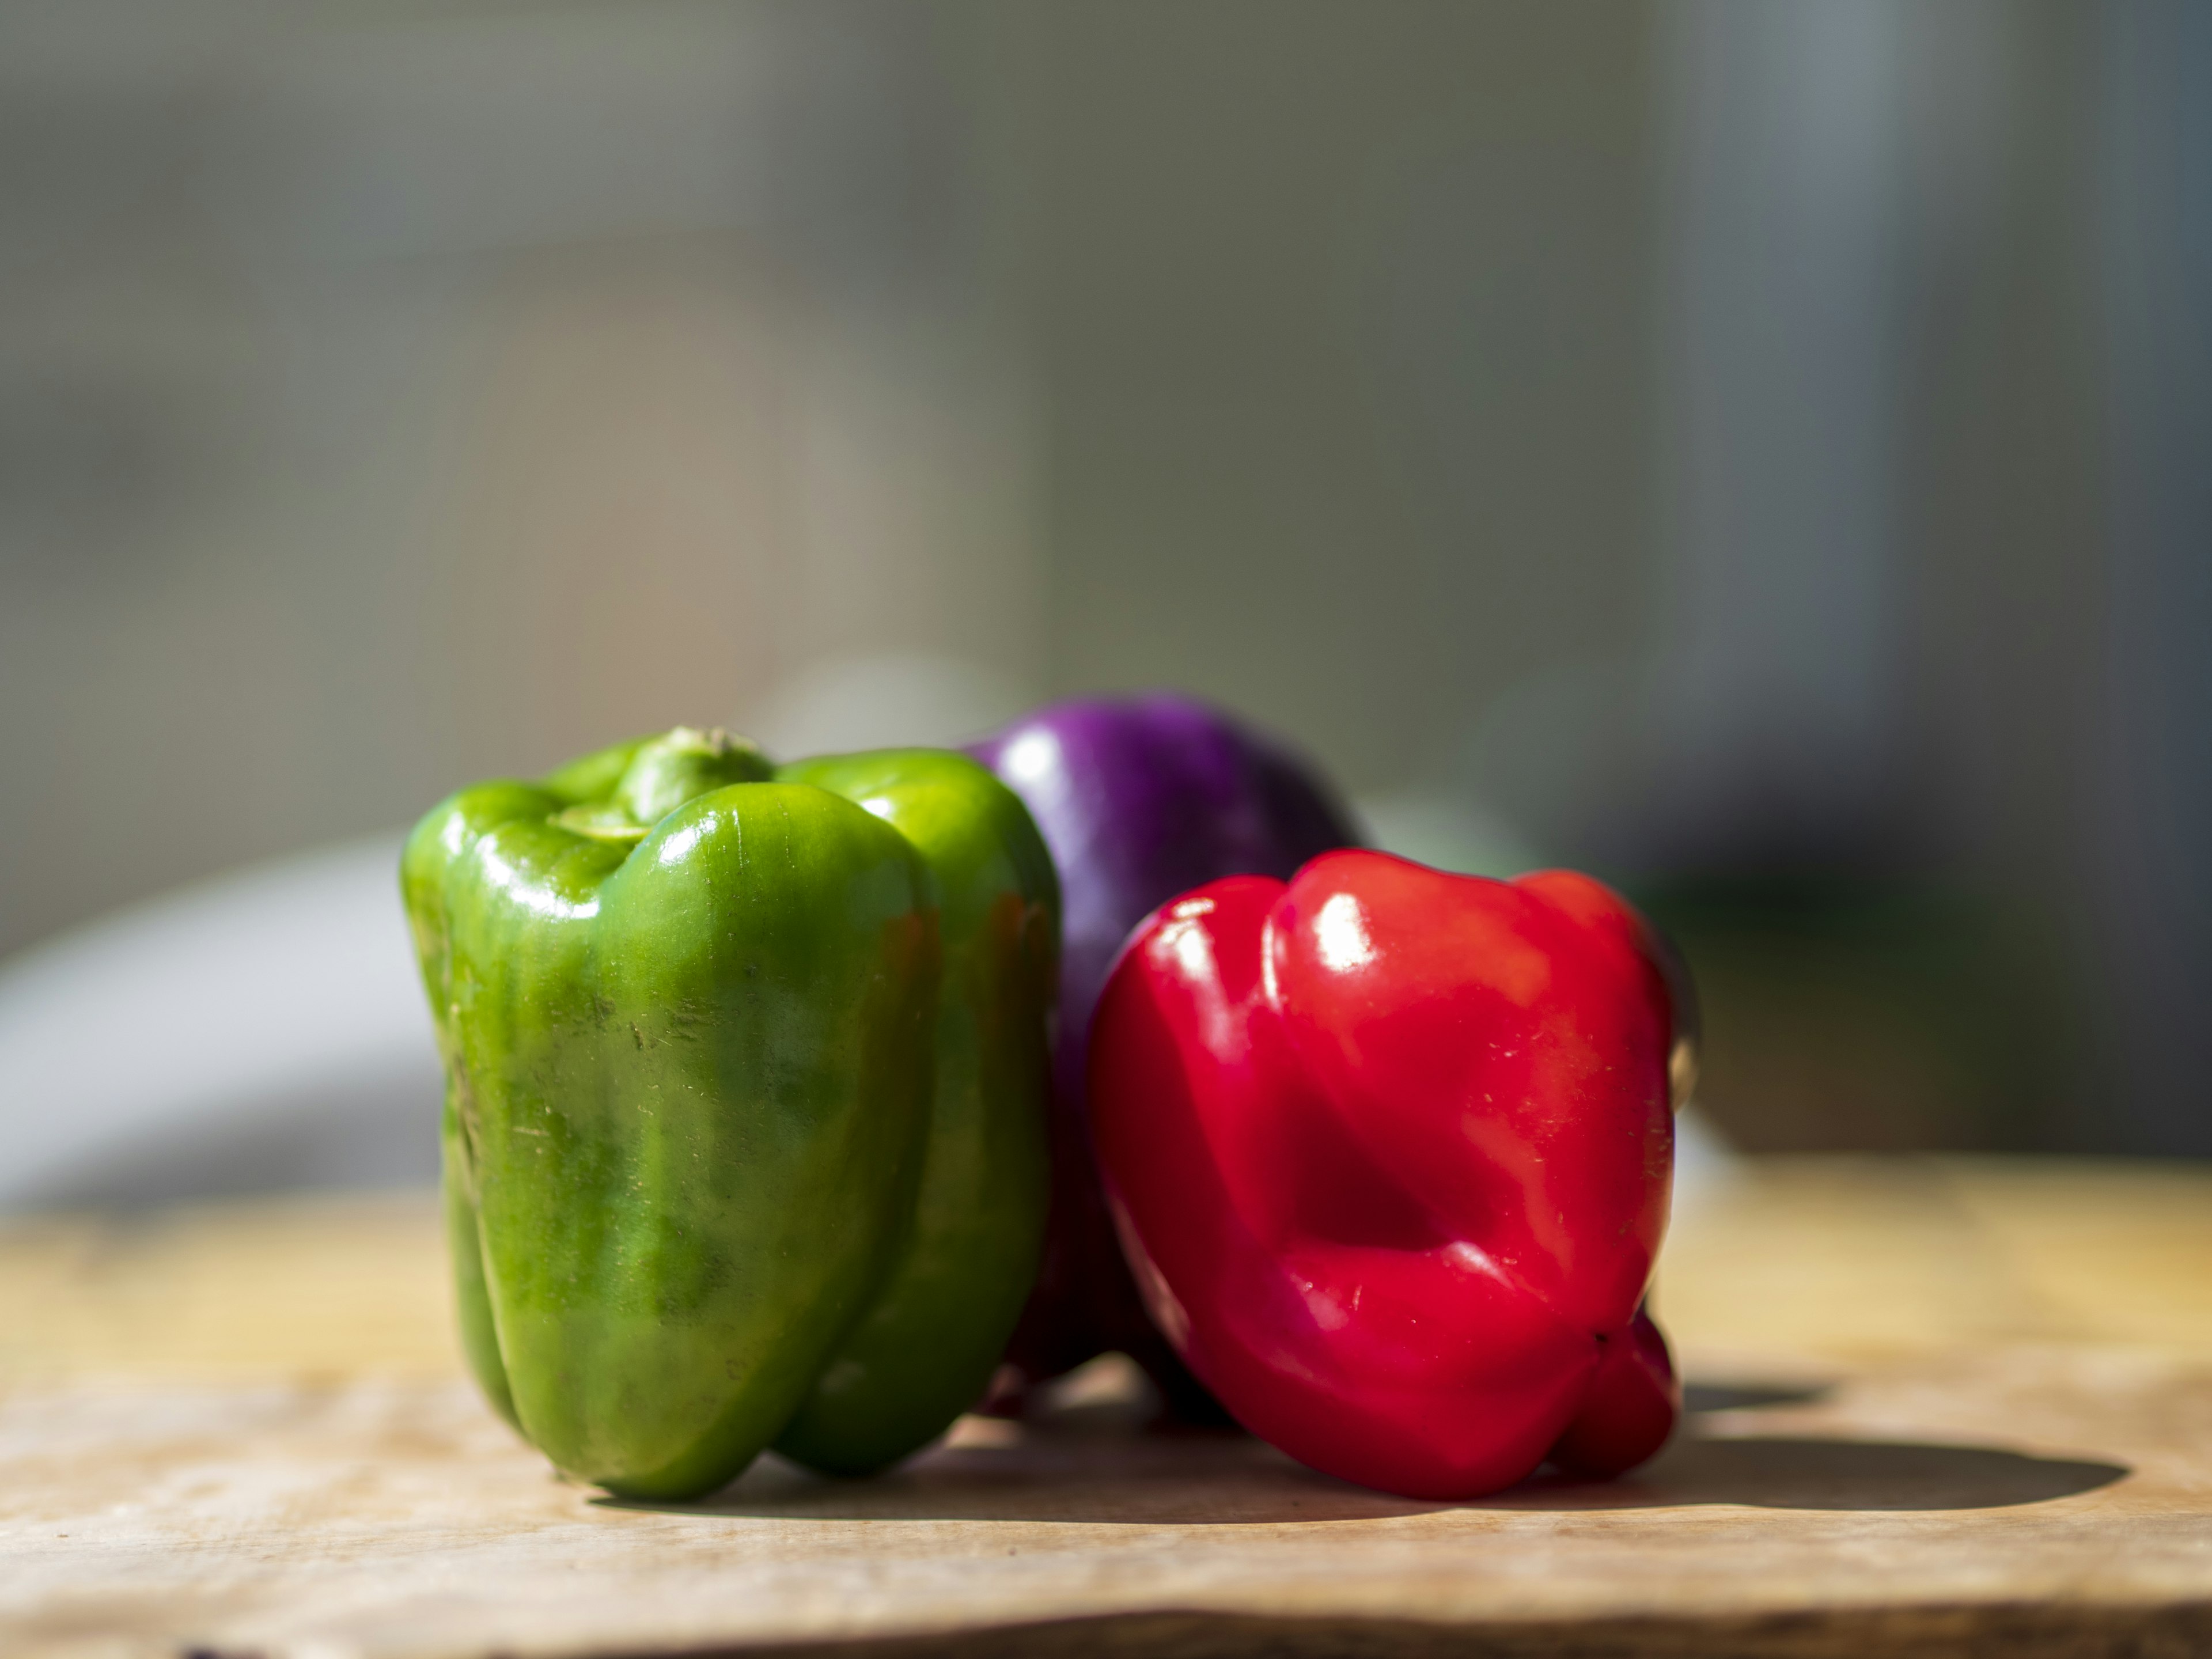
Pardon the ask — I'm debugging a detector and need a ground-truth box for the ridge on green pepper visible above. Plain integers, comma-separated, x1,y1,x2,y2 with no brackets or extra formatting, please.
401,726,1057,1499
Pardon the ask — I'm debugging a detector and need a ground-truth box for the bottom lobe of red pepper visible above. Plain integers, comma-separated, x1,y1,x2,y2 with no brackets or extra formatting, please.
1090,854,1681,1500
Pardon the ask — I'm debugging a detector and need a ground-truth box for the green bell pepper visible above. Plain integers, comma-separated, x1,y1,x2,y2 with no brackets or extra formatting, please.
402,726,1056,1498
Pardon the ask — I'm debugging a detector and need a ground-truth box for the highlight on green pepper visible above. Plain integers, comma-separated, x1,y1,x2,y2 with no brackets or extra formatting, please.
401,726,1058,1499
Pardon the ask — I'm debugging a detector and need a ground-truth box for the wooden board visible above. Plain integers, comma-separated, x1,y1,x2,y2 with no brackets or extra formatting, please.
3,1157,2211,1659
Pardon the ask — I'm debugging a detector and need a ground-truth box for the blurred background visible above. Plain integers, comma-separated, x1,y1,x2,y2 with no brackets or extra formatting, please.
0,0,2205,1208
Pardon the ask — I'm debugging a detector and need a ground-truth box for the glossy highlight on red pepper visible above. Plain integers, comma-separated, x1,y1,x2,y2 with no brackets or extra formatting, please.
1089,851,1683,1499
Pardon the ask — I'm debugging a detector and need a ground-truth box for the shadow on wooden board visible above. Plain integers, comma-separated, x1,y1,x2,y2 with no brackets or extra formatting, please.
1510,1434,2126,1514
600,1393,2126,1526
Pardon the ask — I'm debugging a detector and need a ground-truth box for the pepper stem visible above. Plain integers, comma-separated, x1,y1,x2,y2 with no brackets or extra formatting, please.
554,726,774,842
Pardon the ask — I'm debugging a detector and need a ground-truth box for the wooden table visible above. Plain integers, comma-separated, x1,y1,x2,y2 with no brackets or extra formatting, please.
4,1157,2210,1658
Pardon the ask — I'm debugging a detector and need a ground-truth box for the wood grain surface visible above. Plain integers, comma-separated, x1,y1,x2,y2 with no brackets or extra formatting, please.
3,1157,2209,1659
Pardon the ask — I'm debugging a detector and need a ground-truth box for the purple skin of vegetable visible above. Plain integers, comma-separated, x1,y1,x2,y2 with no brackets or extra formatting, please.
966,694,1361,1416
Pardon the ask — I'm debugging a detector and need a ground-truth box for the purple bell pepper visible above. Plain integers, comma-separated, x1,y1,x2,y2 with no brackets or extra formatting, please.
967,694,1359,1413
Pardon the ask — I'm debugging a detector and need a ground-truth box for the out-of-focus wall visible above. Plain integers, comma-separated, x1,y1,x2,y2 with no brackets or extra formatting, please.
1035,3,1656,798
0,0,1041,963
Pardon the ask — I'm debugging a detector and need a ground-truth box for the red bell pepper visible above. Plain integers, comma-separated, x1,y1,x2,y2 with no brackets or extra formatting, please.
1089,851,1684,1499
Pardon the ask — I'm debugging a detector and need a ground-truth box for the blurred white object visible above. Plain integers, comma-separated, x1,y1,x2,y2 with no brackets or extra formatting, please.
1672,1103,1739,1221
744,652,1031,758
1354,789,1547,880
0,836,439,1211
